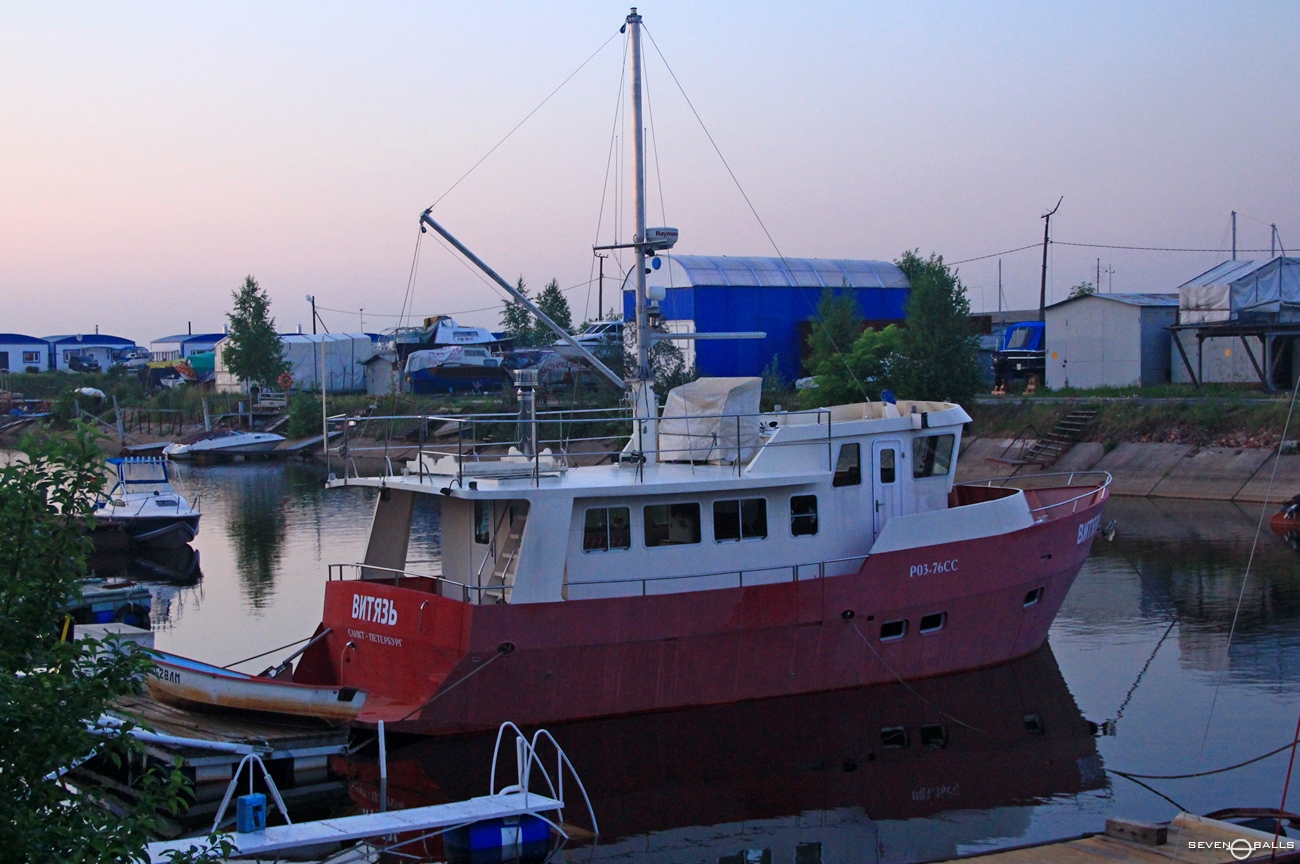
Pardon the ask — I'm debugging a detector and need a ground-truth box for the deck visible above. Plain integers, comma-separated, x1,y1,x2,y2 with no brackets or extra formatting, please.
942,814,1293,864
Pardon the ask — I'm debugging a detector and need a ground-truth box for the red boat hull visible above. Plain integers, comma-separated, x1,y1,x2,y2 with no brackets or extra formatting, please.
294,485,1107,736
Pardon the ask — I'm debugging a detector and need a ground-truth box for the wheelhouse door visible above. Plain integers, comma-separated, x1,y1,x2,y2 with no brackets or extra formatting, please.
872,439,903,535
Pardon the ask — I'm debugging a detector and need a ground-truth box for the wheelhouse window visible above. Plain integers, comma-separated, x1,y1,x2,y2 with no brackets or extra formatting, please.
878,448,896,484
833,443,861,487
644,502,702,547
913,434,955,478
583,506,631,552
714,498,768,542
473,501,491,545
790,495,818,537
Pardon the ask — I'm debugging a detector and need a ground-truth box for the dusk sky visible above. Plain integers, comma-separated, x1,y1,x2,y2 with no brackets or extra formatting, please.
3,2,1297,342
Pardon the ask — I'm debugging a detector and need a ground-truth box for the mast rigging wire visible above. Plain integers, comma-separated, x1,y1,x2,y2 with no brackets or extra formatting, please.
641,23,872,403
425,29,622,213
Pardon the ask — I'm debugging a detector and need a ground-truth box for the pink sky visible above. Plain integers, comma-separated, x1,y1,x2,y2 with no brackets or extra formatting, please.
2,2,1296,342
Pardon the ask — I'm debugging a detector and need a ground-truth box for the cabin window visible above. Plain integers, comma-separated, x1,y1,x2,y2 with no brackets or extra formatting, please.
1023,587,1044,607
878,448,896,484
23,351,41,364
714,498,768,542
790,495,818,537
644,502,702,547
913,434,955,478
473,501,491,545
880,619,907,641
919,612,946,634
583,506,631,552
832,443,861,487
880,727,909,749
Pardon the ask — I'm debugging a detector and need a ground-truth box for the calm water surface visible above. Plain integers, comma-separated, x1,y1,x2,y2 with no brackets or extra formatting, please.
137,464,1300,862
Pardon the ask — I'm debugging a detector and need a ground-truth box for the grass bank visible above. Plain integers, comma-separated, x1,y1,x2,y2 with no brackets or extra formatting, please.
967,394,1293,448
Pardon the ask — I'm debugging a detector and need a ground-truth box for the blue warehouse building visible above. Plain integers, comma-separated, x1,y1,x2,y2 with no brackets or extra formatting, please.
622,255,910,380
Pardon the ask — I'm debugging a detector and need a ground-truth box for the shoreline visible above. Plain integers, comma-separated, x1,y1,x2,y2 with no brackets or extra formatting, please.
956,437,1300,503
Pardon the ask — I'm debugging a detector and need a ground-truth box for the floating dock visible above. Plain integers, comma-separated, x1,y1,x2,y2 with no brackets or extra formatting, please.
144,790,564,863
939,813,1293,864
78,693,349,828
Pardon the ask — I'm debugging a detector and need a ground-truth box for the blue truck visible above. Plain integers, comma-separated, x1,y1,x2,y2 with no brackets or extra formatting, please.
992,321,1045,390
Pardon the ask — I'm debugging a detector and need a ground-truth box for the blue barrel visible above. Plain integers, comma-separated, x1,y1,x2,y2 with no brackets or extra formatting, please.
445,814,551,864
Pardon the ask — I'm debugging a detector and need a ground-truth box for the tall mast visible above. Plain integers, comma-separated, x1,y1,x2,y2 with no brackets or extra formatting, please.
626,6,658,462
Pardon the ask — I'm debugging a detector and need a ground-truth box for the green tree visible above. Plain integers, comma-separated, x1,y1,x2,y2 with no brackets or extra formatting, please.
0,429,200,862
223,276,289,387
533,278,572,345
799,286,870,404
894,250,983,405
801,324,905,408
499,277,538,347
1068,281,1097,299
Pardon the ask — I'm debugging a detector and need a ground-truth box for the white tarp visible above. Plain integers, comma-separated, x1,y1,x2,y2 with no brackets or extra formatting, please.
1229,257,1300,317
405,347,465,374
1178,258,1300,323
280,334,374,392
658,377,762,463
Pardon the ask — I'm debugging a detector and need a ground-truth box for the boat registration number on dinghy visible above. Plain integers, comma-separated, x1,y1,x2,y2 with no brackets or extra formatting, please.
910,559,958,578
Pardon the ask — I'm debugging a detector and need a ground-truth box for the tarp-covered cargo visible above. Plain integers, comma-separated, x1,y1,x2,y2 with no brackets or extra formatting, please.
658,377,762,463
1178,257,1300,323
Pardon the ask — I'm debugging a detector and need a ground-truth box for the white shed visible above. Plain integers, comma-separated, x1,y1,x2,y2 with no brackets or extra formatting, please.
215,333,376,393
1045,293,1178,390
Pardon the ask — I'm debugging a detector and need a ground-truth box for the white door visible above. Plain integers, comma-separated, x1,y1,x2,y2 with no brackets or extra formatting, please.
872,439,903,535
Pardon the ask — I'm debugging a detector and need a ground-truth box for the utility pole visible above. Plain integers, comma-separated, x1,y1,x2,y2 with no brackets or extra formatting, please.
1273,223,1278,258
1039,197,1062,322
308,295,317,335
997,259,1003,313
359,307,365,332
1096,258,1101,292
1231,210,1237,260
596,252,609,319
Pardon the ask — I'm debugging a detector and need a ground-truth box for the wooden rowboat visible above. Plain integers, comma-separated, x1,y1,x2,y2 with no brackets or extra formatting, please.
145,650,366,722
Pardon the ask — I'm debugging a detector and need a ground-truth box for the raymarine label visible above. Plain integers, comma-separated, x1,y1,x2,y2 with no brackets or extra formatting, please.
352,594,398,626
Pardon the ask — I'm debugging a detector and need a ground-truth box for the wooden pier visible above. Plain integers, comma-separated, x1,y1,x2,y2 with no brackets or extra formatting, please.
940,813,1294,864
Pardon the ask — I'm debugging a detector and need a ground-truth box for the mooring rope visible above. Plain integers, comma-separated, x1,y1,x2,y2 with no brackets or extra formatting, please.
843,612,984,734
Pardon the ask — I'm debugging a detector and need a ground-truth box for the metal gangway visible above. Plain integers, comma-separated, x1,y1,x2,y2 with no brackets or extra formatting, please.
143,721,597,863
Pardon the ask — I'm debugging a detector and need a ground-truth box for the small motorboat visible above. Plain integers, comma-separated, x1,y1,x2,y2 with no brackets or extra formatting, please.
1270,494,1300,537
95,457,201,549
163,429,285,460
145,649,366,722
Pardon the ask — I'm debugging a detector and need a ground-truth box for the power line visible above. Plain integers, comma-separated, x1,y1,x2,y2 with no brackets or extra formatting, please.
948,243,1040,266
312,276,600,322
1055,241,1273,253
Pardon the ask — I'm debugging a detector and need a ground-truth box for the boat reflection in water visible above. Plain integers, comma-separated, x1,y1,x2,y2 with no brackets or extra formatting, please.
332,643,1103,864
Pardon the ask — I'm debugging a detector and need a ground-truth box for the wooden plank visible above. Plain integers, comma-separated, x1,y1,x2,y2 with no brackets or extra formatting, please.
1105,818,1166,846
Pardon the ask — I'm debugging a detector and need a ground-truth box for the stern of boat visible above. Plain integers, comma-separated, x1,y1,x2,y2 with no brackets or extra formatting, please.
292,565,475,725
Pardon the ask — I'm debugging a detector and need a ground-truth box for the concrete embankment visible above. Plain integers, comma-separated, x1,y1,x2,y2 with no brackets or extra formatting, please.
956,437,1300,502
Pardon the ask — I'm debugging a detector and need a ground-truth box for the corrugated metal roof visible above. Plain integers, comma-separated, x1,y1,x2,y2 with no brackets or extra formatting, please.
1178,259,1273,289
152,333,226,344
0,334,49,344
653,255,909,289
1049,292,1179,309
43,333,135,345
